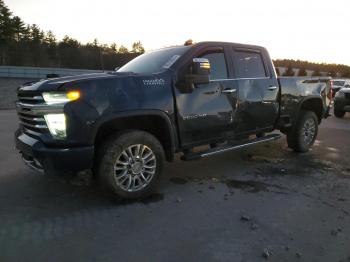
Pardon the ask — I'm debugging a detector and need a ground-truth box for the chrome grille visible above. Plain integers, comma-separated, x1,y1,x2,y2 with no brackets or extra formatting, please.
16,93,49,136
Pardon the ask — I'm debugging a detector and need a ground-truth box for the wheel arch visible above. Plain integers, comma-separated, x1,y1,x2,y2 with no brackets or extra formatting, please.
298,96,324,124
93,110,177,162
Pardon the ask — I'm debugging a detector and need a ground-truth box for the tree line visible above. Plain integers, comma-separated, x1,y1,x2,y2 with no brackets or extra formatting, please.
273,59,350,77
1,0,350,76
0,0,144,70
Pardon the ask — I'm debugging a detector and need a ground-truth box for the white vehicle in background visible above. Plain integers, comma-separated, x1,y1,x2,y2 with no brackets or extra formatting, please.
331,79,350,97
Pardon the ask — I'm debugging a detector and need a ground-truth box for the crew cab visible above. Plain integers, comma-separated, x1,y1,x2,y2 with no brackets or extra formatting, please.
15,41,332,199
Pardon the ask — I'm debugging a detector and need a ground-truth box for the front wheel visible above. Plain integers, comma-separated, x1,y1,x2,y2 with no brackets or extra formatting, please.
287,111,318,153
98,130,165,199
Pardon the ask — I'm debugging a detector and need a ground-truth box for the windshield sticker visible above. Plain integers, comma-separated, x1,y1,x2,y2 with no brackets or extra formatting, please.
162,55,180,69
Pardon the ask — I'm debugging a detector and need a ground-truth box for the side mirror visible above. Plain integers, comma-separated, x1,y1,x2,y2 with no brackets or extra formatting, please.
193,58,211,76
186,58,211,85
176,58,211,93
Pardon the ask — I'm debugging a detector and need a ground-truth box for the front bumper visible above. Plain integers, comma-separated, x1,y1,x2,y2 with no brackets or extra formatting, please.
15,129,94,173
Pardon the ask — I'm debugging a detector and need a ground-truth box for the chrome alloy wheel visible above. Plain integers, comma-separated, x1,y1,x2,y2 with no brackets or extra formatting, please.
302,118,316,145
114,144,156,192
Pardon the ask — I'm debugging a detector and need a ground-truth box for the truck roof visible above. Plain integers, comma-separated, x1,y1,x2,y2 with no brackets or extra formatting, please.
193,41,266,50
152,41,267,53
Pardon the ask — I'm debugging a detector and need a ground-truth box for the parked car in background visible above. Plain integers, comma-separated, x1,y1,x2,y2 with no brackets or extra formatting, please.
334,87,350,118
331,79,350,97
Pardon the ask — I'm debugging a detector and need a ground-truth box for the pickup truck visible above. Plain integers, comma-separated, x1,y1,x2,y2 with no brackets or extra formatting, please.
15,41,332,199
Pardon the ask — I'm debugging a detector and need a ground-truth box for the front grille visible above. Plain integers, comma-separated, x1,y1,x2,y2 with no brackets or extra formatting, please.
16,93,49,137
345,93,350,99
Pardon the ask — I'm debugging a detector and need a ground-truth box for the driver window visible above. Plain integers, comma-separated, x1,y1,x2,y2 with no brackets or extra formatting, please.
199,52,228,80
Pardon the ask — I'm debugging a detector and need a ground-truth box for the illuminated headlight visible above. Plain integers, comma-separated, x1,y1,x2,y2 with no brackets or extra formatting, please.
44,114,66,139
42,91,80,105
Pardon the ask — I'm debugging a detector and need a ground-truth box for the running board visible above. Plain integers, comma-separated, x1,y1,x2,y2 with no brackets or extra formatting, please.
181,134,281,161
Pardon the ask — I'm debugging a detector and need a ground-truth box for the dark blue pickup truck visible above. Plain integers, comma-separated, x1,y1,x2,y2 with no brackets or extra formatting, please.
15,41,332,199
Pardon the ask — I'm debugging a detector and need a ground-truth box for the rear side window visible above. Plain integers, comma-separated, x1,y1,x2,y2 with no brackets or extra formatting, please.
233,51,267,78
200,52,228,80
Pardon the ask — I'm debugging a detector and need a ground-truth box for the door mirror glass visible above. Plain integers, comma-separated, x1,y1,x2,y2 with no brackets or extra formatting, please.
192,58,211,76
185,58,210,85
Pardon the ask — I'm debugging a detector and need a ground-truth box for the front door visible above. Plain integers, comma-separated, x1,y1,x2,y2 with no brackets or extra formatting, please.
175,47,239,146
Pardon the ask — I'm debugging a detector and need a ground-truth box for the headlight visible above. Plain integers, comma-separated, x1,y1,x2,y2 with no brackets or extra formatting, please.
42,91,80,105
44,114,66,139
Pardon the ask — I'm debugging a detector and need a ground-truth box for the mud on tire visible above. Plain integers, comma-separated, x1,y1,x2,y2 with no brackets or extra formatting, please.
97,130,165,199
287,110,318,153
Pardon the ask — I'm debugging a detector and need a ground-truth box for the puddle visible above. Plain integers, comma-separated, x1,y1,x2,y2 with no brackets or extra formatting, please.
224,179,269,193
224,179,287,194
169,177,188,184
114,193,164,205
255,166,289,176
241,152,285,164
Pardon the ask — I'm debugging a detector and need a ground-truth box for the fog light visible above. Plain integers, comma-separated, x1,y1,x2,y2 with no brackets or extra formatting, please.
44,114,66,139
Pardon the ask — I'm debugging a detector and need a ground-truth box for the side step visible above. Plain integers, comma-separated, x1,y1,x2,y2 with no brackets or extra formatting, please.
181,134,281,161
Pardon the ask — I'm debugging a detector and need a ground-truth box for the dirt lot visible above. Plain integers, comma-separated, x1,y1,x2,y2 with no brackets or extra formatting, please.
0,108,350,262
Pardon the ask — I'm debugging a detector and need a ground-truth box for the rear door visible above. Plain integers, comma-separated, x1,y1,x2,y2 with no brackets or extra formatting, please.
230,47,279,133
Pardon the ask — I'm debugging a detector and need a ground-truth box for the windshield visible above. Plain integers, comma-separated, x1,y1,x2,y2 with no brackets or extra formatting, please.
333,80,345,86
118,46,190,74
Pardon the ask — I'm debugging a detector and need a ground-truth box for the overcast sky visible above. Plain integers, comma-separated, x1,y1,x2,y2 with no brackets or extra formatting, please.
5,0,350,65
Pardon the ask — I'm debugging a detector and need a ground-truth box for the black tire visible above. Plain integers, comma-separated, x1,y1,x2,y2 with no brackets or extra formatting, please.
286,110,318,153
256,132,265,138
97,130,165,199
334,108,345,118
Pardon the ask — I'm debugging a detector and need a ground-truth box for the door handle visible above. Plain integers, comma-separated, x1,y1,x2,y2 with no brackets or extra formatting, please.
267,86,277,91
221,89,237,94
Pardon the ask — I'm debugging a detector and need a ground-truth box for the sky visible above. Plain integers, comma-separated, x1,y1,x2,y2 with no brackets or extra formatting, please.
5,0,350,65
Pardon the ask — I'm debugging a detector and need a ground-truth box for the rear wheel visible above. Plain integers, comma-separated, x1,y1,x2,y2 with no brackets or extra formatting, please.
98,130,165,199
287,110,318,153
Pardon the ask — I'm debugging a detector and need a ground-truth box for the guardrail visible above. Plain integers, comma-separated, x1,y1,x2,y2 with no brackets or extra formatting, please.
0,66,106,79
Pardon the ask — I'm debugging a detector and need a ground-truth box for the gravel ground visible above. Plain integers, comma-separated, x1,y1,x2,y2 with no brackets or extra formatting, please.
0,109,350,262
0,78,37,109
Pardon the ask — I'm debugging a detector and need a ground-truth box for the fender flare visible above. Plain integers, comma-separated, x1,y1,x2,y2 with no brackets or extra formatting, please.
297,95,324,121
91,109,178,161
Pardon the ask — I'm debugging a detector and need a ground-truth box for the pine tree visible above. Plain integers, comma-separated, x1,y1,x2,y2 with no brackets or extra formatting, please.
283,66,295,76
118,45,129,54
0,0,14,64
131,41,145,54
298,68,307,76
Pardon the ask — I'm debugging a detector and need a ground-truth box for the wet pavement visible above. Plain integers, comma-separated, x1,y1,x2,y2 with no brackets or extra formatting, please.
0,110,350,262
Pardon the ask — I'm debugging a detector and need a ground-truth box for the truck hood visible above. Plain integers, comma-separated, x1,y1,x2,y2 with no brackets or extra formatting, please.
18,72,137,93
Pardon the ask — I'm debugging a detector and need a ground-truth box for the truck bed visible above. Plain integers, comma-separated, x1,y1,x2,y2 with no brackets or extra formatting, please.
278,77,332,125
